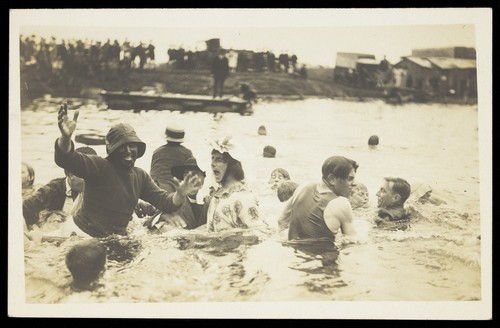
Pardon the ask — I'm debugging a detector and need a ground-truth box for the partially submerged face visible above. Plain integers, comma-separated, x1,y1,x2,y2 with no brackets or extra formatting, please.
376,180,398,208
268,169,289,190
349,183,369,208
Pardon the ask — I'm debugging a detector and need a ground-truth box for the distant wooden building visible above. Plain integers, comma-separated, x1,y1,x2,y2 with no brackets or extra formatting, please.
394,55,477,99
333,52,377,86
411,47,476,59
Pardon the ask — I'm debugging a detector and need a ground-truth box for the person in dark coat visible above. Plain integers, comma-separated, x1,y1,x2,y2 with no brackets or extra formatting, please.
54,103,202,238
149,123,193,192
211,49,230,98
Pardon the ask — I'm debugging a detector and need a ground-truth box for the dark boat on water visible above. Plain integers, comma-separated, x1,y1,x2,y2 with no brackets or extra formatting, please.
100,89,253,115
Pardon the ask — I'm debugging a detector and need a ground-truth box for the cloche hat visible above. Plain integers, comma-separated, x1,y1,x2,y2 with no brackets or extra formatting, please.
105,123,146,158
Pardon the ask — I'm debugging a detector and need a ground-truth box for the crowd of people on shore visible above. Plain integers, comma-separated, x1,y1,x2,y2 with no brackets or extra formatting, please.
20,35,156,82
168,46,306,77
21,101,441,292
19,34,307,89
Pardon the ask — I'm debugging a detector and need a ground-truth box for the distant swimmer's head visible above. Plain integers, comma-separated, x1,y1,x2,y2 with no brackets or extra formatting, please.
263,145,276,158
258,125,267,135
368,135,379,147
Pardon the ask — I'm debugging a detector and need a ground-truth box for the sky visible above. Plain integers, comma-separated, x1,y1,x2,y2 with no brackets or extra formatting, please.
11,8,485,67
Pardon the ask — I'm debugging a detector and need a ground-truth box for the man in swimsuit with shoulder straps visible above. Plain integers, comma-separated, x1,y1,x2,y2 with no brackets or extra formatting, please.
278,155,358,242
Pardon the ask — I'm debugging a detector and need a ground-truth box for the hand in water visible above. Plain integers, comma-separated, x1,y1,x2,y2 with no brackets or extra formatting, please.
143,212,187,230
135,200,157,218
57,102,79,138
161,214,188,229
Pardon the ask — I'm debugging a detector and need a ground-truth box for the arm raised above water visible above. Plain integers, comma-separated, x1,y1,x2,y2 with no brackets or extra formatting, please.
56,102,79,154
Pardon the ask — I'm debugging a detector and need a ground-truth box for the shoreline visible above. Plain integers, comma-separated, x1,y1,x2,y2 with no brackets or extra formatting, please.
20,65,477,108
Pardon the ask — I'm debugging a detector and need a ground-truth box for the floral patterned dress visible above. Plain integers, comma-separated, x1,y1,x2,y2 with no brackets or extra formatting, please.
206,181,268,232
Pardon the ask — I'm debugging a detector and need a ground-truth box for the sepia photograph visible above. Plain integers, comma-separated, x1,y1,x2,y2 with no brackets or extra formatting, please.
8,8,492,319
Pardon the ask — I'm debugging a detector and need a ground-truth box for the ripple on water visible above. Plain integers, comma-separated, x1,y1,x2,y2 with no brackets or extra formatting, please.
18,97,483,303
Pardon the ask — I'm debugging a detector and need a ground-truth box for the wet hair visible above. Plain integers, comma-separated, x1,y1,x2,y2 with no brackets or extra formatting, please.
271,168,290,180
277,181,299,202
321,156,359,180
257,125,267,135
21,162,35,188
368,135,379,146
384,177,411,205
212,149,245,182
66,239,107,289
263,145,276,158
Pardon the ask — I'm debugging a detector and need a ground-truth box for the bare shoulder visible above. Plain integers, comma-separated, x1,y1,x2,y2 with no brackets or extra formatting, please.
328,196,351,208
325,197,353,221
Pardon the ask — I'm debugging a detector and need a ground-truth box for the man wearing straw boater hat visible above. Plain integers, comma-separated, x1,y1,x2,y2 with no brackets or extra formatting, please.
54,103,202,238
150,123,194,193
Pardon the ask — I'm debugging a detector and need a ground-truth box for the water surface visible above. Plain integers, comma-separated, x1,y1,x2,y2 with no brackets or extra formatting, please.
17,96,483,308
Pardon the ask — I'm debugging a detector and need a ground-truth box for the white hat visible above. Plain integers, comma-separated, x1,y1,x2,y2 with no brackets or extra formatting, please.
165,123,185,143
209,136,245,162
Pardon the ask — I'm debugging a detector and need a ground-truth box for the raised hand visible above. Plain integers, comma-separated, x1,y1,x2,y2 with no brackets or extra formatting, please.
177,171,203,197
57,102,79,138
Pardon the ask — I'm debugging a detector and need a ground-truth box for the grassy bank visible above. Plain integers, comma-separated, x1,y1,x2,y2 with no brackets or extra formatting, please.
20,65,350,108
19,65,476,108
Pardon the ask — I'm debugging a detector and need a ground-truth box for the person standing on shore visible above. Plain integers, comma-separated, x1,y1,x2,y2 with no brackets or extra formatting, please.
54,103,202,238
211,49,230,98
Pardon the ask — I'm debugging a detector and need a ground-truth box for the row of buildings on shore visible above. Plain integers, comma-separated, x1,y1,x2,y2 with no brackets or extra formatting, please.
333,46,477,102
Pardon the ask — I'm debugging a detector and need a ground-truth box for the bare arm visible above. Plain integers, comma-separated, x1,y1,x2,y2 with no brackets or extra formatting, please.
323,197,356,236
56,102,79,154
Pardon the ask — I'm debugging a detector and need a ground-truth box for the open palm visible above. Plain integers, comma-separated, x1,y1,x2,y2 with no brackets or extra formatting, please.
57,103,79,138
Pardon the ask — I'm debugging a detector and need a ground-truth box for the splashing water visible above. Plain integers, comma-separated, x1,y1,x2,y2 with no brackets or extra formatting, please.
16,97,483,305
